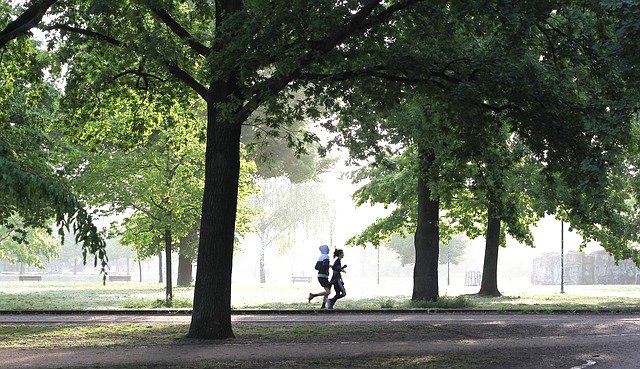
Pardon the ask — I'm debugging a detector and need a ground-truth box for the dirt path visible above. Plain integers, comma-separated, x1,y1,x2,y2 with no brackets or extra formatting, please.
1,312,639,368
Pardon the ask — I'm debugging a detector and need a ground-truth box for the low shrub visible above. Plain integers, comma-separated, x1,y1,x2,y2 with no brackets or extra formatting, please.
409,295,472,309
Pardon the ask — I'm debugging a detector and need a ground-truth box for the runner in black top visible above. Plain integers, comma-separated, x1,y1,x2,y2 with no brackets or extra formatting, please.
327,249,346,309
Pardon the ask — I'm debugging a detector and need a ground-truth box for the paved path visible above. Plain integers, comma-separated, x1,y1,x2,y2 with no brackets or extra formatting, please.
1,312,639,368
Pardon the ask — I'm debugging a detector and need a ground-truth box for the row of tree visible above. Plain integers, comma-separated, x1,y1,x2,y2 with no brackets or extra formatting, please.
3,0,640,340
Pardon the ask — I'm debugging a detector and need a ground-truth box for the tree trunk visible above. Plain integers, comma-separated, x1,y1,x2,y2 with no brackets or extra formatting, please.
478,204,502,297
164,228,173,302
158,251,163,283
188,97,242,339
412,151,440,302
177,252,193,287
177,221,199,287
259,241,267,284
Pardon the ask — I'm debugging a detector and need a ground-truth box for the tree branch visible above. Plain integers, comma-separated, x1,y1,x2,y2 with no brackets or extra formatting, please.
112,69,166,83
150,7,211,57
40,24,123,46
234,0,424,126
40,24,208,99
0,0,58,48
163,61,208,99
298,68,449,89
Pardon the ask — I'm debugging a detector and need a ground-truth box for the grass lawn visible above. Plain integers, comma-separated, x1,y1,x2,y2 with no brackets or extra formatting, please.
0,280,639,311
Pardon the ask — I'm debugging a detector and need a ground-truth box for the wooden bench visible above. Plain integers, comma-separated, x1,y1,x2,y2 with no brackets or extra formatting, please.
291,276,312,283
18,275,42,281
108,275,131,282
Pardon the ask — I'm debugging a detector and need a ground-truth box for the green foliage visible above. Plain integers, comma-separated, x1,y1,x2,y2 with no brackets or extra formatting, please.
338,1,640,268
385,233,469,267
0,29,107,274
0,216,59,268
6,0,640,338
62,85,258,260
123,297,192,309
380,298,395,309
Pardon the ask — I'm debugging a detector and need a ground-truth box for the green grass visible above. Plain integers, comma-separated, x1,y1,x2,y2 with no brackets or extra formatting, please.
409,295,472,309
0,282,193,310
1,281,640,312
0,324,188,348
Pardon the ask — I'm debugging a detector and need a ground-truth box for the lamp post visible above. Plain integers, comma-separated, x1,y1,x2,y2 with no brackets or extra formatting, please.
560,220,565,294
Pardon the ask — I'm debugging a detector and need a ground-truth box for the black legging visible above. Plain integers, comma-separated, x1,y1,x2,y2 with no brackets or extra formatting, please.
329,279,346,305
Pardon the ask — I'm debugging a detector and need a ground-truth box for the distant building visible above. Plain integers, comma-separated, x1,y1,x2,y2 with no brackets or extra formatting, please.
532,250,640,285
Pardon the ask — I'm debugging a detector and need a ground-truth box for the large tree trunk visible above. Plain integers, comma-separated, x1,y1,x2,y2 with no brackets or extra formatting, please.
412,151,440,302
478,204,502,297
164,228,173,302
177,252,193,287
188,97,242,339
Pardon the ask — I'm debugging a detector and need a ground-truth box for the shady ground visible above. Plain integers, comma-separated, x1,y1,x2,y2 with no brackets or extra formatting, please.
1,311,639,369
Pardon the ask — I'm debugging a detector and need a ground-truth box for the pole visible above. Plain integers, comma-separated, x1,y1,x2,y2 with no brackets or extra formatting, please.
560,220,565,294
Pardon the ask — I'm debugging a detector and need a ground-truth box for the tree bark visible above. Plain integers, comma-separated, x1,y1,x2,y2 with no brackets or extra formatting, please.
478,204,502,297
164,228,173,302
0,0,58,48
177,252,193,287
188,96,242,339
177,221,198,287
158,251,163,284
412,150,440,302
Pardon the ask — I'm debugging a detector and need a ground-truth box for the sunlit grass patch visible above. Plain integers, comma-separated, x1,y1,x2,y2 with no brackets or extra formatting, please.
0,282,193,310
123,297,192,309
461,293,640,312
1,281,640,312
0,324,189,348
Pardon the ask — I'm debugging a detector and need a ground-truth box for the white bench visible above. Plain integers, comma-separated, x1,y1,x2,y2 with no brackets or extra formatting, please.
18,275,42,281
108,275,132,282
291,276,312,283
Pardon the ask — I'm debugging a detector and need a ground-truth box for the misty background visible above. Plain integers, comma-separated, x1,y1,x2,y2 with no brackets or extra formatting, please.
1,157,617,301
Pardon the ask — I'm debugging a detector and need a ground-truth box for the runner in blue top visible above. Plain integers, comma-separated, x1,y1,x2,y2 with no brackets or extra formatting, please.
308,244,331,309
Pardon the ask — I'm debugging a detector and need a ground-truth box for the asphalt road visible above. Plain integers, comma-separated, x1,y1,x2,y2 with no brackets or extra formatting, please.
1,312,639,368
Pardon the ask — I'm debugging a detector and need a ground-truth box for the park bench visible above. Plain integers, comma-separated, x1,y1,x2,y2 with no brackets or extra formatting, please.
18,275,42,281
108,275,132,282
291,276,312,283
465,271,481,286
